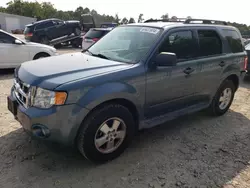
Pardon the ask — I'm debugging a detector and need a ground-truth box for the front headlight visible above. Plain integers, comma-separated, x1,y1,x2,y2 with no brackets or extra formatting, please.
33,87,67,108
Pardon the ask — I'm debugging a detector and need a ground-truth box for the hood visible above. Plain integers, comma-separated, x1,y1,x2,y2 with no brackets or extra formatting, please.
18,52,132,90
25,41,56,51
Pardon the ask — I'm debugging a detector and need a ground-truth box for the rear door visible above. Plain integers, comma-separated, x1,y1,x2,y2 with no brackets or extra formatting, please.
194,28,227,103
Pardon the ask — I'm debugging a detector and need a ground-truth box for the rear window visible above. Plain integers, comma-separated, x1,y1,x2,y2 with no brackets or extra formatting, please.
24,26,33,34
85,29,109,39
223,29,244,53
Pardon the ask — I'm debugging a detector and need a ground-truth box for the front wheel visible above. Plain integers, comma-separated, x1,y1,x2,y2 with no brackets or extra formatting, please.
77,104,135,163
207,80,236,116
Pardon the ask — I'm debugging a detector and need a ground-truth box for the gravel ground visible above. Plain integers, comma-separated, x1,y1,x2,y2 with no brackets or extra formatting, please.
1,51,250,187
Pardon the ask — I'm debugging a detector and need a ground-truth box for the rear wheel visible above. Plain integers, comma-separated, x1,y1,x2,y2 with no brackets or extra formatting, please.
77,104,135,163
207,80,236,116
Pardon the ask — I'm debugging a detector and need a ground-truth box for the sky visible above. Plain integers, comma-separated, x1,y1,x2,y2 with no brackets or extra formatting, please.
1,0,250,25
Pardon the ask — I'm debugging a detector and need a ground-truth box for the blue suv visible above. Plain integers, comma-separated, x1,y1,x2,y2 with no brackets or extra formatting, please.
8,19,247,163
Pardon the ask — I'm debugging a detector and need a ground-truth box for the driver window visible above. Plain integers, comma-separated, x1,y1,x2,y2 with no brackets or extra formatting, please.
158,30,197,61
0,32,14,44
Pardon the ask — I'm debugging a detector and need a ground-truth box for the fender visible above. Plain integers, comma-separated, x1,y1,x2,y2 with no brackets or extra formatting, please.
76,82,144,116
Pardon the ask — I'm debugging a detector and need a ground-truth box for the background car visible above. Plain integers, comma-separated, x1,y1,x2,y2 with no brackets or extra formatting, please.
244,38,250,46
245,43,250,76
24,18,81,44
82,27,112,50
0,29,57,69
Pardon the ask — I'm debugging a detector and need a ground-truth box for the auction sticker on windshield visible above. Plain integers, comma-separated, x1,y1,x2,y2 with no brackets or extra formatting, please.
140,27,160,34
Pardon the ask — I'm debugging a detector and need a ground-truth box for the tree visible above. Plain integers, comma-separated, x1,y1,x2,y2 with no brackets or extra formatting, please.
121,17,128,24
0,6,6,12
170,16,178,21
114,13,120,24
128,17,135,23
138,13,144,23
161,13,169,20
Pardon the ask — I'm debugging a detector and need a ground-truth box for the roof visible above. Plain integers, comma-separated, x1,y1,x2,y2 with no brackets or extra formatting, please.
127,22,236,30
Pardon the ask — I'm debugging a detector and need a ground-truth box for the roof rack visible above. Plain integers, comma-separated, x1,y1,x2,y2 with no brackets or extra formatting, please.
144,18,185,23
184,19,228,25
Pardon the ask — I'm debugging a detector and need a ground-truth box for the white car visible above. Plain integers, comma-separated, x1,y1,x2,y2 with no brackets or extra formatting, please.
0,29,57,69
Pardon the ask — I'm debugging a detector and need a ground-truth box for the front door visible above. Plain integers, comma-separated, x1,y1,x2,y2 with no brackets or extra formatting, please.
0,32,30,68
145,29,200,118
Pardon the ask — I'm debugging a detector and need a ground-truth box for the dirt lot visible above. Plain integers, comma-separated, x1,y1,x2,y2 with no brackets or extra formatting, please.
1,51,250,188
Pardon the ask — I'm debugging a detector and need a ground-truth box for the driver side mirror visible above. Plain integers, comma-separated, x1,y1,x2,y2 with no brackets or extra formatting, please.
155,52,177,66
14,39,22,45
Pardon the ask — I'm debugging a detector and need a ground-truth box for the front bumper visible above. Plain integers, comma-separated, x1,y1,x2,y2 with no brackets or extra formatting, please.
7,90,89,145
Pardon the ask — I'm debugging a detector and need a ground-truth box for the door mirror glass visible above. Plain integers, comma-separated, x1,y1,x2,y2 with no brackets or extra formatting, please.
14,39,22,45
155,52,177,66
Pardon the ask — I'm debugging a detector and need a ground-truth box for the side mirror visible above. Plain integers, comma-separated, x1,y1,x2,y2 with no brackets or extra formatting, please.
14,39,23,45
155,52,177,66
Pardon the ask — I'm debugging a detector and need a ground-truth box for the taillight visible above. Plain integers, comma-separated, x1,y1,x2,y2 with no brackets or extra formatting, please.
92,38,99,42
244,56,248,70
25,33,33,37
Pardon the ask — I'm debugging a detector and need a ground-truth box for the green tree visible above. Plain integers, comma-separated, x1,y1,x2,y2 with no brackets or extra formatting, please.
0,6,6,12
161,13,169,19
114,13,120,24
121,17,128,24
138,14,144,23
128,17,135,23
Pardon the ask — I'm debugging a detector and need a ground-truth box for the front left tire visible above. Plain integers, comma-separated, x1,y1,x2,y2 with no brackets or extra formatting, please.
77,103,136,163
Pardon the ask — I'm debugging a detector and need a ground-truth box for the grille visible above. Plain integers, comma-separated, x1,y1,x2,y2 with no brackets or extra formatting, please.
13,78,31,108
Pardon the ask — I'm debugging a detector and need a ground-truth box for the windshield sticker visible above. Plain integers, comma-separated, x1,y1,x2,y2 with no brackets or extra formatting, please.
140,27,160,34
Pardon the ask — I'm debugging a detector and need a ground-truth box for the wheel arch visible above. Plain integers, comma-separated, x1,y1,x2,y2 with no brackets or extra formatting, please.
73,98,140,145
226,74,239,91
33,52,50,60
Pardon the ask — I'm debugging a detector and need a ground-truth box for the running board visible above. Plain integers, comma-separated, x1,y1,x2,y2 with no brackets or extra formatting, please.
140,103,209,129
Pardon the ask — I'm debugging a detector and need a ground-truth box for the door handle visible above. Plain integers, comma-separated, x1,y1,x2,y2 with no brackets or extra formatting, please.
183,67,195,75
219,61,225,67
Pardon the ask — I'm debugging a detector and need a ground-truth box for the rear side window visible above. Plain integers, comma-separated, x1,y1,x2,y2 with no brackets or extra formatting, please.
159,30,197,60
85,30,109,39
198,30,222,56
35,21,54,30
223,29,244,53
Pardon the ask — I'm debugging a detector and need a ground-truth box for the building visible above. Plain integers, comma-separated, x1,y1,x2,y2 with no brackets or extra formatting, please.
0,12,36,32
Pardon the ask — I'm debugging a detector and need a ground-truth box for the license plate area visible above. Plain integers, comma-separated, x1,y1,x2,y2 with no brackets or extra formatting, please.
7,96,18,116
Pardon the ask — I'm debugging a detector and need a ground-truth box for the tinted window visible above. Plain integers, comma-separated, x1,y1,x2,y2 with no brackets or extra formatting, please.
24,26,33,34
35,21,54,30
223,29,244,53
159,30,197,60
85,30,109,39
0,32,15,44
198,30,222,56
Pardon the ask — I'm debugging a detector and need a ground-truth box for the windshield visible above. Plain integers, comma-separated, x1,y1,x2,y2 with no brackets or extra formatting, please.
87,26,162,63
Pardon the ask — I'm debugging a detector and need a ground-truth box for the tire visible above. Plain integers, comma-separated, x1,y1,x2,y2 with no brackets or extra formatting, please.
33,53,50,60
40,36,49,45
77,104,135,163
74,27,81,36
207,79,236,116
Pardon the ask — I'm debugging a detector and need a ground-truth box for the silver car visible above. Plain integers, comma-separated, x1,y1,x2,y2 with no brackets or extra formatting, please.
82,27,112,50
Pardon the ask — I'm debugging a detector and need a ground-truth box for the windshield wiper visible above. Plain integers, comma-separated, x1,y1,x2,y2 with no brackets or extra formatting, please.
81,49,93,55
91,53,110,60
